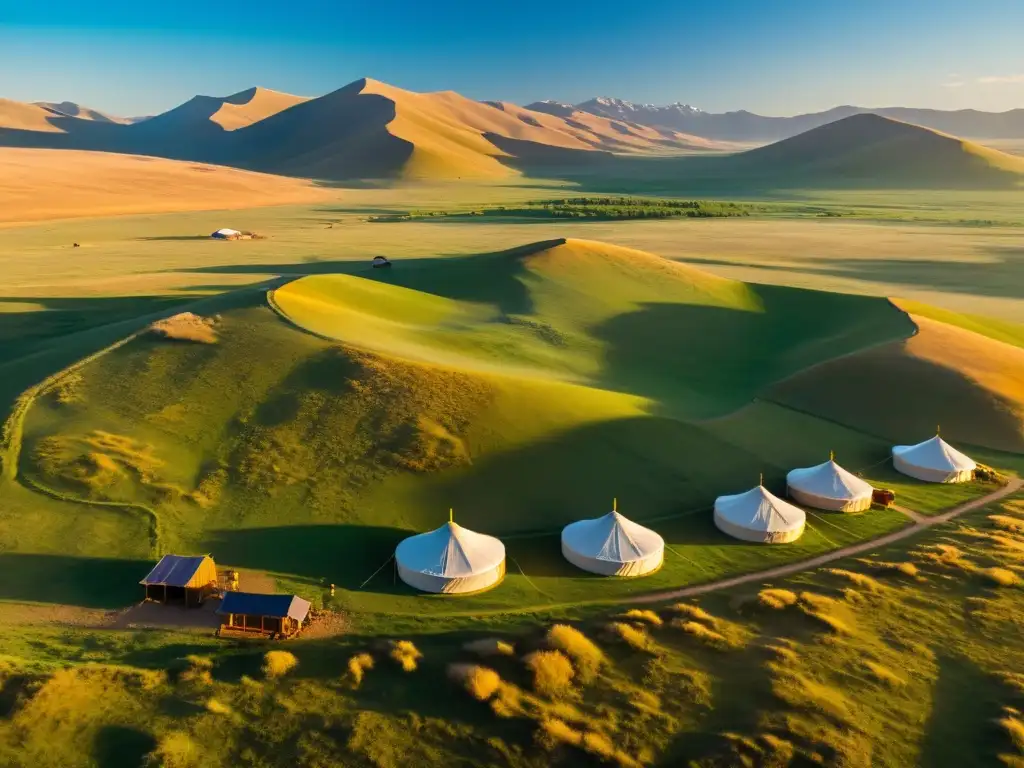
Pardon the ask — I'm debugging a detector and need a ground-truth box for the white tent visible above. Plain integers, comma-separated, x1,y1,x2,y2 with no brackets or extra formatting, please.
561,502,664,577
395,518,505,594
211,228,241,239
713,485,806,543
892,435,976,483
787,456,873,512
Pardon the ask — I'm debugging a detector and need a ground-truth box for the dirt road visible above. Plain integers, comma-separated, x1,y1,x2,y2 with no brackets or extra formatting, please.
633,478,1023,604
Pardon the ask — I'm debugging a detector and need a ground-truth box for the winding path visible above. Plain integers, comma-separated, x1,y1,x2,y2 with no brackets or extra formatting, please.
632,477,1023,604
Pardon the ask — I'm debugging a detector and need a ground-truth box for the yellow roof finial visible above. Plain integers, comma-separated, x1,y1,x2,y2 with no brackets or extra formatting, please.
830,449,834,461
449,508,453,523
937,423,941,436
759,472,764,487
613,497,618,513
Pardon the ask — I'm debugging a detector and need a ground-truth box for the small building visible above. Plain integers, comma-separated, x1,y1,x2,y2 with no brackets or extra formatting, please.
140,554,218,606
217,592,312,638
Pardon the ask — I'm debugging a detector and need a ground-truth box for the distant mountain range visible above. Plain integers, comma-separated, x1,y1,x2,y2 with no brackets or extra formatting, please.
527,98,1024,142
2,79,1023,188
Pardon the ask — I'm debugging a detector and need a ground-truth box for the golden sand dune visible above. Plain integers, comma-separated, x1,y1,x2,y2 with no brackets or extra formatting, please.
137,86,309,133
232,78,719,180
0,98,71,133
485,100,717,151
34,101,131,124
737,113,1024,186
0,147,331,224
770,310,1024,452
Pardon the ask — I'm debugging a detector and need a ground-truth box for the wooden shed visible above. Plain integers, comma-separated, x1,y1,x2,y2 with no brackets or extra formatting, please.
217,592,312,638
139,554,218,607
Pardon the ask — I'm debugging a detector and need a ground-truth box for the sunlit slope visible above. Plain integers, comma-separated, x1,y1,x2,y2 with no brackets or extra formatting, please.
732,113,1024,187
230,79,712,180
19,239,918,551
769,309,1024,452
271,238,914,416
0,147,332,223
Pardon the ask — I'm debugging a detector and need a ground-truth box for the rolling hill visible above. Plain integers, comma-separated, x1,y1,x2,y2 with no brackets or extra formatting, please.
0,147,332,223
725,113,1024,188
0,79,723,181
769,307,1024,453
32,101,134,124
10,237,1018,612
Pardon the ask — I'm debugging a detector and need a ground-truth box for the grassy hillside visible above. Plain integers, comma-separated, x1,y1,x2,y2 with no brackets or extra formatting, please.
17,238,1013,616
769,309,1024,453
0,488,1021,768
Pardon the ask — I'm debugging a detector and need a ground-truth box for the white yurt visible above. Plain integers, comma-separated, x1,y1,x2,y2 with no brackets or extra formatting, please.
713,484,806,543
395,515,505,594
786,454,874,512
211,228,241,240
561,500,664,577
892,434,976,483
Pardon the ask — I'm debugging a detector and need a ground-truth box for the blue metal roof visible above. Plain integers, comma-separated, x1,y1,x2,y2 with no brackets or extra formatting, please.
139,555,211,587
217,591,311,621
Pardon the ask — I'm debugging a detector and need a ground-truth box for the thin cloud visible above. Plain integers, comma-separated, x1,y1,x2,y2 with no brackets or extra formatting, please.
942,80,965,88
977,74,1024,84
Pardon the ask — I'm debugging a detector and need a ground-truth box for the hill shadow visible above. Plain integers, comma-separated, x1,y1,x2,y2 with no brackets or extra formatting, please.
919,655,1007,767
93,726,157,768
426,414,788,538
0,554,150,608
173,244,556,318
589,284,911,418
203,524,411,595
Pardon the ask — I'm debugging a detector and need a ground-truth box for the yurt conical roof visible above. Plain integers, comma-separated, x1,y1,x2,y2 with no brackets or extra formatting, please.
892,435,976,483
395,519,506,594
787,457,873,512
561,505,664,577
713,485,806,544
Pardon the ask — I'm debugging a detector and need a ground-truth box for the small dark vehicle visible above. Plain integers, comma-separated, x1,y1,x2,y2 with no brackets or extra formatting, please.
372,255,392,269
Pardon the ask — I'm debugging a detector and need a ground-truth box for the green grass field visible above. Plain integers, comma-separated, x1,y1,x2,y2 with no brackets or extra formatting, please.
1,180,1024,767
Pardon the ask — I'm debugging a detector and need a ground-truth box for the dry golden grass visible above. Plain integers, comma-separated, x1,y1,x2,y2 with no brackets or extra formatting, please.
670,603,720,626
990,515,1024,533
150,312,218,344
447,664,502,702
347,653,374,688
670,619,731,650
544,625,604,682
523,650,575,697
999,709,1024,752
863,661,906,688
984,567,1021,587
205,698,232,715
0,147,332,224
145,731,198,767
463,637,515,657
489,682,524,718
825,569,883,592
262,650,298,679
620,609,663,627
177,655,214,686
763,642,800,666
758,588,799,610
1001,672,1024,696
605,622,654,652
388,640,423,672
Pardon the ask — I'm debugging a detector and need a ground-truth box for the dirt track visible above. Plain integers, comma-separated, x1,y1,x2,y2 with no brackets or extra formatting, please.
633,477,1024,604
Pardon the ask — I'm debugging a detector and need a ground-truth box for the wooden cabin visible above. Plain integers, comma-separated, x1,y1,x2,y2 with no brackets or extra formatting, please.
216,592,312,638
139,554,218,607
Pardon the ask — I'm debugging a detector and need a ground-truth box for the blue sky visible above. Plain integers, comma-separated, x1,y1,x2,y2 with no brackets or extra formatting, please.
2,0,1022,117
